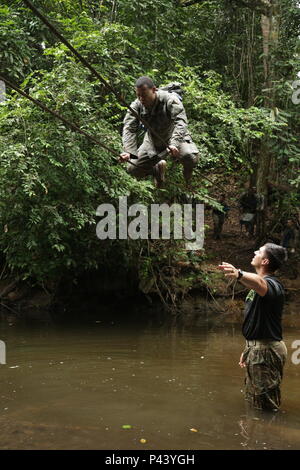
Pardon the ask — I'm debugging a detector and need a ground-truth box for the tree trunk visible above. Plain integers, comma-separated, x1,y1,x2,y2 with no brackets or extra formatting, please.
255,0,279,239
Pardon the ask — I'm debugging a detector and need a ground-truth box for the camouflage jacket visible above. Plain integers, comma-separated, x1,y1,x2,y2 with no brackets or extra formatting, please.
122,90,191,154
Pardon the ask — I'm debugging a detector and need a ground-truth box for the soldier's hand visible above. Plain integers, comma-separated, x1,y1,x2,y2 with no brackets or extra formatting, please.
168,145,180,159
119,152,130,163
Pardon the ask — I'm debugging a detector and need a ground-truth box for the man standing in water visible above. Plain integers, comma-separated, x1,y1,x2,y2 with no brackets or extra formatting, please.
119,76,199,187
218,243,287,411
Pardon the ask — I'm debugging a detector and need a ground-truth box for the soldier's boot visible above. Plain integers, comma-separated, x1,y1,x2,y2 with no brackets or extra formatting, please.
153,160,167,188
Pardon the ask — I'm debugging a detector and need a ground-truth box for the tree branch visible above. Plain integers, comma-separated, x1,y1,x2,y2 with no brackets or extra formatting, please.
178,0,209,7
178,0,271,14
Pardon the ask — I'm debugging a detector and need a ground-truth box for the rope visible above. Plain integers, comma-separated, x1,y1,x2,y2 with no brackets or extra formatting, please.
0,74,141,166
22,0,172,153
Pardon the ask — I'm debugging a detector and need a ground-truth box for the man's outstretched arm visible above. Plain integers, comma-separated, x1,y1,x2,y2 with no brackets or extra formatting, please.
218,262,268,297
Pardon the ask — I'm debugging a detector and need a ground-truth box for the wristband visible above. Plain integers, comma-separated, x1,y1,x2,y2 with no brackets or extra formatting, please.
237,269,244,280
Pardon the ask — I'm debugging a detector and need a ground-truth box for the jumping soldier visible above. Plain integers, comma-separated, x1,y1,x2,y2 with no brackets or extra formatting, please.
119,76,199,188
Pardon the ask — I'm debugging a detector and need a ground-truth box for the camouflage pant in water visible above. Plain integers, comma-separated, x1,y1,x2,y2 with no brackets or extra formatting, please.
242,340,287,411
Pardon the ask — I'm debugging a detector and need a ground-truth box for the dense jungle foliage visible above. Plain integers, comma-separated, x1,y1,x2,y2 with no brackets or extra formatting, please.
0,0,299,303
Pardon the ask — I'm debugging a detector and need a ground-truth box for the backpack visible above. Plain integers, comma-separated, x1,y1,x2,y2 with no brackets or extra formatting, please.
159,82,184,101
137,82,184,136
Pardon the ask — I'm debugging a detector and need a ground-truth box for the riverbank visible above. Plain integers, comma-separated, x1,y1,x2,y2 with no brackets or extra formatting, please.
0,204,298,325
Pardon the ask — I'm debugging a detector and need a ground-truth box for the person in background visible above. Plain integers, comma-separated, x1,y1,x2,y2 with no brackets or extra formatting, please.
281,219,298,254
239,186,258,237
212,194,229,240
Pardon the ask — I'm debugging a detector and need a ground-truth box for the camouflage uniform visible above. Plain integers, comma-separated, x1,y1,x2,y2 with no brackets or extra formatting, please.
242,339,287,411
122,90,199,180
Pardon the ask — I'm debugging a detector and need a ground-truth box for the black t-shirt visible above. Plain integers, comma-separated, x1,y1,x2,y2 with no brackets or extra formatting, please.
212,203,229,216
239,193,257,212
242,276,285,341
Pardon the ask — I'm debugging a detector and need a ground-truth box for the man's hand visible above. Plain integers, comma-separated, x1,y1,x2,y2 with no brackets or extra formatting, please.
119,152,130,163
167,145,180,159
239,352,246,368
218,262,239,279
219,261,268,296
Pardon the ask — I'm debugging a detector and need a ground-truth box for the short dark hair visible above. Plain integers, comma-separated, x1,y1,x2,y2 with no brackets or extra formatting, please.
135,76,155,88
264,243,287,272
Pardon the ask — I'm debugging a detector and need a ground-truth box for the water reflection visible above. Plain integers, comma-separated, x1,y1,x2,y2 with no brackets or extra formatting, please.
0,318,299,450
238,406,297,450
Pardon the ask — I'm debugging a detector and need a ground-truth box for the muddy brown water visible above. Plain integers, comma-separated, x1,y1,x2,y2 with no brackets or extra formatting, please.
0,313,300,450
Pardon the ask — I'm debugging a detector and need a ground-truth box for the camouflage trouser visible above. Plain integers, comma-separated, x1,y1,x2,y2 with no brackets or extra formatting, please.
127,137,199,182
242,340,287,411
